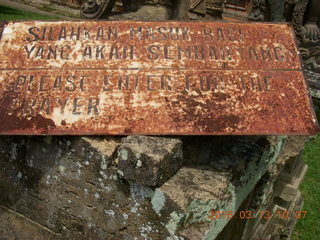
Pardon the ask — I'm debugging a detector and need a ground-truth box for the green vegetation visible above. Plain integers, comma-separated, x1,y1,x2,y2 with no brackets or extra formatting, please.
0,3,319,240
0,4,58,20
292,110,320,240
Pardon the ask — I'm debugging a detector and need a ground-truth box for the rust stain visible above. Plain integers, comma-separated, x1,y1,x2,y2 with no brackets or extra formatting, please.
0,21,318,135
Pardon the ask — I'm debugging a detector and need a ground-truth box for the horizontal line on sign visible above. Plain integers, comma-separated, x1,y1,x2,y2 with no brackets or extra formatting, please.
0,68,303,71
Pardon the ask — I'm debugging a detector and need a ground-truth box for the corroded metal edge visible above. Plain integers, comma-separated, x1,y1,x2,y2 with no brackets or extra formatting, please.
0,133,318,136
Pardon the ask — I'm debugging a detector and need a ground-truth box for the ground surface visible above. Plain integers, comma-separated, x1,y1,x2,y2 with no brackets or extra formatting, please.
0,0,61,20
0,3,319,240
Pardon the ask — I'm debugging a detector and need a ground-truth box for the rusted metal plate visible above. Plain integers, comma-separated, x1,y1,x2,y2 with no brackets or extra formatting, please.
0,21,318,135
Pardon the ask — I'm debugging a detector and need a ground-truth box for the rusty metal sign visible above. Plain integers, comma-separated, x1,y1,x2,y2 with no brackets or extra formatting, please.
0,21,318,135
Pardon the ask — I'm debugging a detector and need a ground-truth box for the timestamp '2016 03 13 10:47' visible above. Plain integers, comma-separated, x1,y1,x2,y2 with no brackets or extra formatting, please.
208,210,307,220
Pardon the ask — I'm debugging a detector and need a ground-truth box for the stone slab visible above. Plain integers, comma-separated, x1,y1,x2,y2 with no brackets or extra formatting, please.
0,205,62,240
0,21,318,135
118,136,183,186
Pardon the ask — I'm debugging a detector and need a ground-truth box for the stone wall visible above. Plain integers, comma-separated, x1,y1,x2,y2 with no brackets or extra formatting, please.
0,135,307,239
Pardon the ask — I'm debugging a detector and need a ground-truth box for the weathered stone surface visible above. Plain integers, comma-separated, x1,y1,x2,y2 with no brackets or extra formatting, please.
118,136,183,187
160,166,230,211
0,205,62,240
227,136,309,240
51,0,84,8
0,134,310,240
151,136,287,240
109,5,171,20
0,136,173,240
